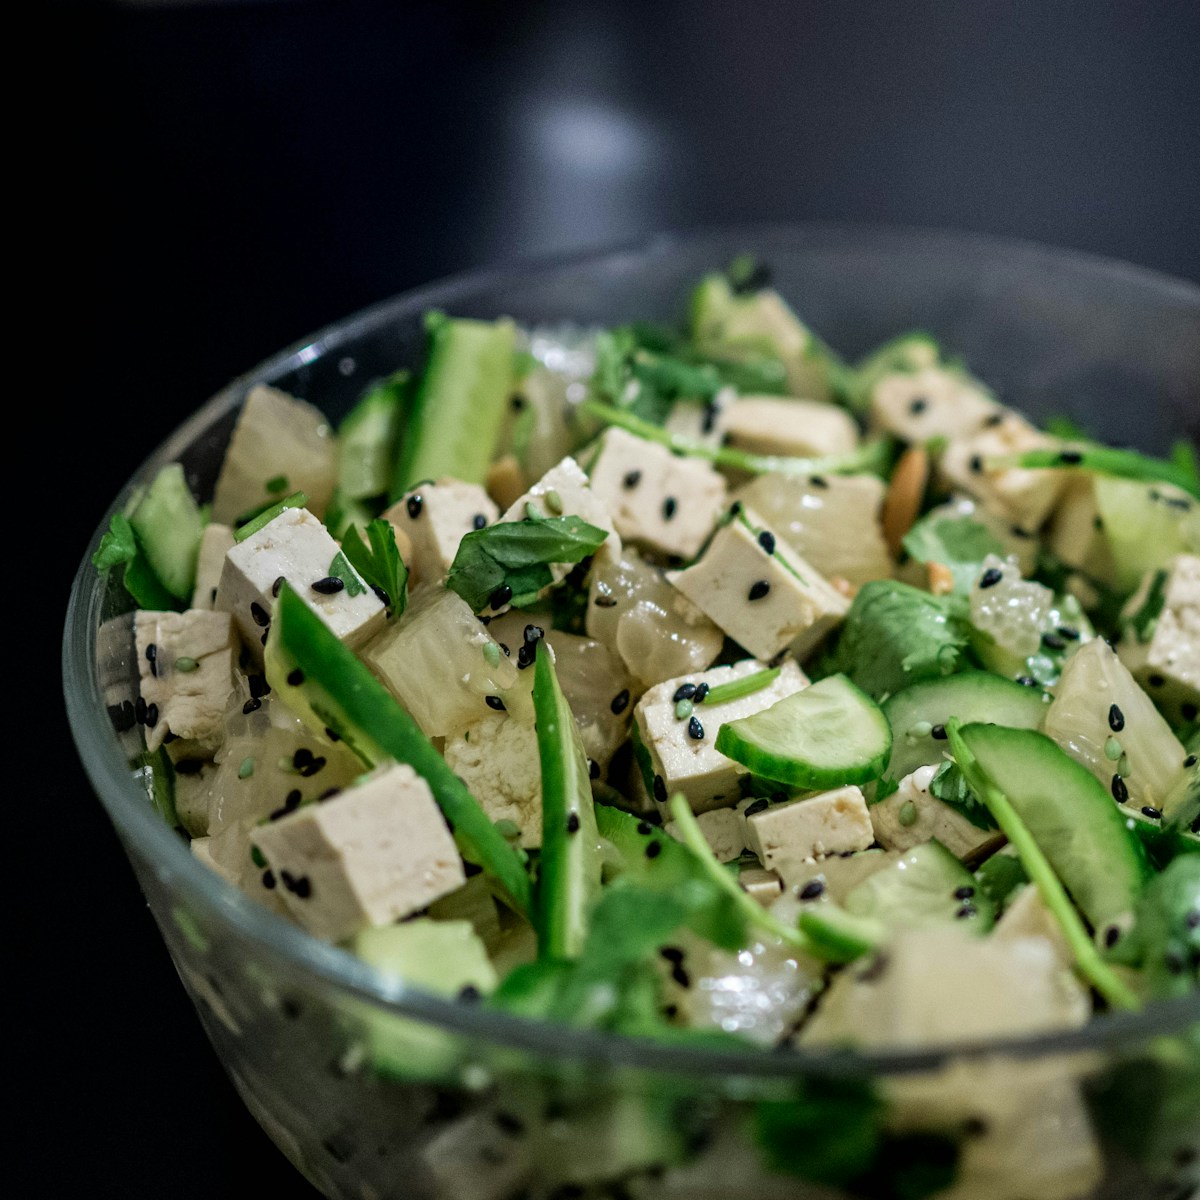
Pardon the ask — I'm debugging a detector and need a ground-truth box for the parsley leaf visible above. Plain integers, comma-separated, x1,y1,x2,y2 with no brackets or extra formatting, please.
341,519,408,617
327,550,366,597
902,516,1006,594
446,515,608,611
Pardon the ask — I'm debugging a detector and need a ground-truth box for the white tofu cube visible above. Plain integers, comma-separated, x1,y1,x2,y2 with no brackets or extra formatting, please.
382,479,498,587
663,386,734,449
869,765,1002,860
190,523,235,610
723,396,859,459
869,366,1000,444
744,786,874,875
211,384,337,522
667,505,849,660
252,762,466,943
738,867,783,906
215,506,385,663
664,805,746,862
1119,553,1200,723
634,658,808,814
192,829,289,916
134,609,236,754
443,714,542,848
940,412,1069,531
587,427,726,560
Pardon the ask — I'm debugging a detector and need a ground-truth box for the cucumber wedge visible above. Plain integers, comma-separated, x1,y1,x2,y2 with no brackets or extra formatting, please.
958,724,1151,929
882,671,1049,785
263,582,531,916
390,315,516,497
337,370,409,500
715,674,891,790
128,463,204,601
533,646,602,960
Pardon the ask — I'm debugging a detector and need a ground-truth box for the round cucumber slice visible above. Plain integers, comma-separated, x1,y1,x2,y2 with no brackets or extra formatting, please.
714,674,891,789
882,671,1049,786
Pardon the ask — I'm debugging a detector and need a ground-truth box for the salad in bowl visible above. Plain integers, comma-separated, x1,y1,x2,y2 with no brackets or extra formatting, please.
69,229,1199,1200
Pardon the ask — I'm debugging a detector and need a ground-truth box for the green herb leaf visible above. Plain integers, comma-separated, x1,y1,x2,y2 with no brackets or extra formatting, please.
265,474,289,495
340,519,409,617
928,760,998,830
91,512,177,610
446,515,608,611
92,512,139,572
699,666,781,707
327,550,366,597
902,516,1006,595
234,491,309,542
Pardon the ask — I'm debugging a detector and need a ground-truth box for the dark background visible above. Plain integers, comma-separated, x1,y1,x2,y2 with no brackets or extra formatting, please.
41,1,1198,1196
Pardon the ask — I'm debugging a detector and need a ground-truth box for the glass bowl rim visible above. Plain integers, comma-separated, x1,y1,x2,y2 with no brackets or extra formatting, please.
63,221,1200,1081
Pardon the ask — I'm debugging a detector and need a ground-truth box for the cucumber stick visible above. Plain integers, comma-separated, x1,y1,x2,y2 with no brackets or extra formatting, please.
128,463,204,601
264,582,531,916
715,674,891,789
337,370,409,500
533,646,602,960
391,316,516,498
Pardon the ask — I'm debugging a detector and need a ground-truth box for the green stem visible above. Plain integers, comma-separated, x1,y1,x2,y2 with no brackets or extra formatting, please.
581,400,892,478
987,446,1199,500
945,720,1141,1012
667,794,814,953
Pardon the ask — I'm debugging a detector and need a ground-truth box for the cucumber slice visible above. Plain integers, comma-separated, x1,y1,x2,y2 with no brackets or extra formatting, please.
796,905,884,963
336,370,409,501
881,671,1048,785
128,464,204,601
264,582,531,916
844,840,995,934
959,724,1151,928
391,316,516,497
533,646,602,960
1094,477,1200,593
715,674,891,790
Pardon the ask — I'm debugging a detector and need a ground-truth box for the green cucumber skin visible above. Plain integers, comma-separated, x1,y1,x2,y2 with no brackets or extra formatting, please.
338,372,408,501
882,672,1049,784
714,675,892,790
129,464,204,601
390,318,515,498
533,647,602,960
960,724,1151,928
265,583,531,916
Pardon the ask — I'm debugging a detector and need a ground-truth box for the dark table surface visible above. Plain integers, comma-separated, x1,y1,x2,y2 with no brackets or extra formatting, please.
40,1,1199,1195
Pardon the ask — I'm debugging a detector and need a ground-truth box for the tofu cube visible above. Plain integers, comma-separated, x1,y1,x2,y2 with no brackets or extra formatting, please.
723,396,859,459
382,479,498,588
190,523,235,610
667,506,849,660
664,805,746,863
134,609,236,754
443,714,542,848
215,507,385,663
252,762,466,943
1119,553,1200,723
869,765,1002,860
634,658,808,814
940,412,1069,531
744,786,874,876
663,386,734,449
870,366,1000,444
738,866,783,906
586,427,726,560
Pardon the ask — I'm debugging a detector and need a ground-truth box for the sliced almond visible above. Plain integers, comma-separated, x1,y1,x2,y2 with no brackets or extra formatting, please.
927,561,956,596
882,444,930,557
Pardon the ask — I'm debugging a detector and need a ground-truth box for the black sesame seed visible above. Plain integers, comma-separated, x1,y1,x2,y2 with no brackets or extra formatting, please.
1141,805,1163,820
1148,673,1165,688
566,812,581,835
611,688,631,715
1103,925,1122,948
757,530,776,555
645,841,662,860
472,513,488,531
955,904,978,920
1010,525,1034,539
293,876,312,899
300,756,327,778
312,576,345,595
324,726,340,742
653,775,667,803
406,494,423,519
728,500,743,517
969,454,984,475
510,394,526,412
458,984,482,1004
744,798,769,817
979,567,1003,589
1041,632,1067,651
145,643,158,677
637,821,654,835
494,1111,525,1136
1016,675,1039,688
272,575,285,597
262,870,276,889
293,748,314,769
673,683,697,702
809,475,829,489
1111,774,1129,803
485,695,506,711
954,885,976,900
1108,704,1125,732
1058,450,1084,465
909,397,928,416
662,496,678,521
594,593,617,608
962,1116,990,1138
687,716,704,740
701,402,719,434
692,683,710,703
1186,911,1199,930
249,673,270,698
1164,950,1186,976
133,696,148,726
261,630,270,646
588,758,600,780
623,469,642,489
489,584,513,610
174,758,204,775
748,580,771,601
1183,702,1199,722
1184,755,1197,768
670,964,691,988
250,601,271,627
931,724,947,741
144,702,159,727
243,697,262,715
287,668,304,686
799,879,825,900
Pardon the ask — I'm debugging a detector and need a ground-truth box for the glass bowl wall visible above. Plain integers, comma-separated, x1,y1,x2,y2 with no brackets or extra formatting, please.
64,226,1200,1200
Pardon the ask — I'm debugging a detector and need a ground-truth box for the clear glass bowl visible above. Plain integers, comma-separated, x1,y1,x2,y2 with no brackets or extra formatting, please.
63,226,1200,1200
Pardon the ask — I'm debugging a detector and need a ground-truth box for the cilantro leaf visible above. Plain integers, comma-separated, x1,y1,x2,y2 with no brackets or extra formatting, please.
92,512,138,572
327,550,366,597
823,581,973,701
928,761,998,830
902,516,1006,595
446,515,608,611
340,518,408,617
